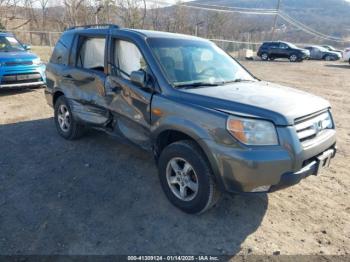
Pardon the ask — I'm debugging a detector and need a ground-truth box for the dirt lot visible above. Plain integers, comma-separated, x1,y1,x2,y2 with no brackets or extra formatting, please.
0,60,349,257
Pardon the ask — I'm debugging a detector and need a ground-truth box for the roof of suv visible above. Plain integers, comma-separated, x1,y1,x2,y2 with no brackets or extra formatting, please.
127,29,203,40
64,26,207,42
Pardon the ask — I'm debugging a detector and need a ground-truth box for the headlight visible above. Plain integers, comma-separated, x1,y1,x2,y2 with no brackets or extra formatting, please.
32,58,42,65
226,116,278,145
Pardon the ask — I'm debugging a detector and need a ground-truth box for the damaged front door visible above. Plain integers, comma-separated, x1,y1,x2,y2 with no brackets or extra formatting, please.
66,35,110,126
105,38,154,150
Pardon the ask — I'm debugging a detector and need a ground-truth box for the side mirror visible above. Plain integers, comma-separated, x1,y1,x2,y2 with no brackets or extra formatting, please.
23,44,31,51
130,70,146,88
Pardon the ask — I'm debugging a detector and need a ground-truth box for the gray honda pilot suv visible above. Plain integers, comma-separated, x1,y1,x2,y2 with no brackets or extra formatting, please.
45,25,336,214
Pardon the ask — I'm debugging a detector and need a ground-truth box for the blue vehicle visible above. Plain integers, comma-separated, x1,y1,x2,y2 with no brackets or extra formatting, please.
0,32,46,89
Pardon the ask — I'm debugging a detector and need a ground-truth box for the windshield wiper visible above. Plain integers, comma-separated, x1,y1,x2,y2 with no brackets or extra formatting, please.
175,82,220,89
224,79,255,84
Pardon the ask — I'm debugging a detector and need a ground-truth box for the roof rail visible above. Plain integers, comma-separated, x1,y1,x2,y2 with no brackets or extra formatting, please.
66,24,120,31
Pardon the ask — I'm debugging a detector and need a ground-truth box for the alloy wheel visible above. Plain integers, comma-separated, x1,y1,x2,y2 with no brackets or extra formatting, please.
166,157,199,201
57,104,71,132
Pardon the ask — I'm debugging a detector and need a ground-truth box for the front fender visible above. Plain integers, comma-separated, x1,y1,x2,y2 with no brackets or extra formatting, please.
150,95,237,191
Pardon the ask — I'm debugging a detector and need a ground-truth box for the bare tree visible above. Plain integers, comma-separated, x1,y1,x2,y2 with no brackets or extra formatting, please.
115,0,146,28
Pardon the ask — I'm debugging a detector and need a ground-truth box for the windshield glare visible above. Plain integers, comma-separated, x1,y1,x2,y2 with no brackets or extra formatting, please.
148,38,255,87
287,42,298,49
0,36,25,52
317,46,329,52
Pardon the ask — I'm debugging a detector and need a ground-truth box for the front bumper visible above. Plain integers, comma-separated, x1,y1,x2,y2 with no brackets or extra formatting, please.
0,81,46,88
269,147,336,192
0,64,46,88
200,126,336,194
301,53,310,60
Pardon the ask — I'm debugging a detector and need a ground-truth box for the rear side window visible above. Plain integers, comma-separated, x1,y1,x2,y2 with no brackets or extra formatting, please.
50,33,74,65
77,37,106,72
270,43,279,49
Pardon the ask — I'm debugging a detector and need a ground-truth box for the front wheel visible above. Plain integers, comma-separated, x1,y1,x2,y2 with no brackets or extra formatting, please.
158,140,220,214
289,54,298,62
324,55,332,61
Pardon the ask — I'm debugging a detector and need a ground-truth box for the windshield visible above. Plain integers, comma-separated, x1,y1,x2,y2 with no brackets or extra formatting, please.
148,38,255,87
0,36,25,52
317,46,329,52
323,45,335,51
287,42,298,49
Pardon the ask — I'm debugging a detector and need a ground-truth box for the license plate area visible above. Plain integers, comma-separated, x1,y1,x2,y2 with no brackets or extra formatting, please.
17,74,31,80
315,149,334,175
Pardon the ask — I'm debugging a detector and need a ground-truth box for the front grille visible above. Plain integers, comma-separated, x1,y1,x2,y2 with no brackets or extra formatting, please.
4,61,33,66
1,73,42,84
295,111,333,142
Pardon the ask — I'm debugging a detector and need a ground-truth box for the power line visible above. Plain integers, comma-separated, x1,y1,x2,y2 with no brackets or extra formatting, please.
278,12,347,42
182,2,278,12
271,0,281,40
151,0,349,43
279,11,345,41
147,0,277,15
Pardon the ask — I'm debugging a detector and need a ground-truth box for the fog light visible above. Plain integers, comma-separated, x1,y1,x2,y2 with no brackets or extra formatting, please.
250,185,271,192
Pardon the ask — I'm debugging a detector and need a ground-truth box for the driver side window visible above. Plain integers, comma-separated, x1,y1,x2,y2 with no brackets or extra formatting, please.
279,43,288,49
114,40,147,80
77,37,106,72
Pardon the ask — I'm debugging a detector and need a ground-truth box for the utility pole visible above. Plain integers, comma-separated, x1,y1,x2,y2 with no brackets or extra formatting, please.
271,0,281,40
195,21,204,36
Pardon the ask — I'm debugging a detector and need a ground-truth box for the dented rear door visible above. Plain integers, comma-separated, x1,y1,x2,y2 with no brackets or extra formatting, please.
63,33,110,126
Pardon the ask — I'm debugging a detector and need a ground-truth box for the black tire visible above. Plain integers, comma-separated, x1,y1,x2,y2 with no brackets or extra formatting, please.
54,96,85,140
261,52,269,61
324,55,332,61
158,140,220,214
349,58,350,65
289,54,298,62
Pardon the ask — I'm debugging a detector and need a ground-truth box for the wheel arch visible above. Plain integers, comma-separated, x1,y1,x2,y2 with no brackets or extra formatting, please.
53,90,65,106
154,128,226,191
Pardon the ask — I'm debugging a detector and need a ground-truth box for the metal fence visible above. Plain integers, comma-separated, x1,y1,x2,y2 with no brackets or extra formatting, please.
9,30,329,62
6,30,62,48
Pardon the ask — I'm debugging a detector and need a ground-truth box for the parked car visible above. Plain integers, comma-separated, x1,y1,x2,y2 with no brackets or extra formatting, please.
342,47,350,63
0,32,46,89
45,25,336,214
322,45,343,57
304,45,341,61
257,41,310,62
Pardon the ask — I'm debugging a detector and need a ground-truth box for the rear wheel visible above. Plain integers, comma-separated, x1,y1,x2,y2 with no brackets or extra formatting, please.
158,140,220,214
289,54,298,62
261,53,269,61
54,96,85,140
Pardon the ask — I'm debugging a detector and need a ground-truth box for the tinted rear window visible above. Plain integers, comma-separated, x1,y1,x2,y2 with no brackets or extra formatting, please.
262,42,278,48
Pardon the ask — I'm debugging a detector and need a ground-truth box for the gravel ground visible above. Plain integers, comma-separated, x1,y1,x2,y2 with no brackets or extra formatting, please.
0,60,349,257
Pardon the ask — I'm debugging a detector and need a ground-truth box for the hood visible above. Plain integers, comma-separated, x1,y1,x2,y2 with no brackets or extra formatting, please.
180,81,330,126
325,51,341,57
295,47,309,53
0,51,38,63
